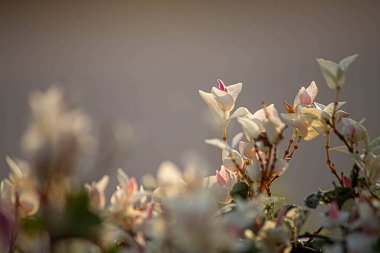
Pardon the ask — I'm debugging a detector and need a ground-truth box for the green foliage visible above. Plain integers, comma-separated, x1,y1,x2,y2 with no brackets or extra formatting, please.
47,192,102,240
319,187,356,208
230,182,249,200
21,216,44,236
304,191,322,209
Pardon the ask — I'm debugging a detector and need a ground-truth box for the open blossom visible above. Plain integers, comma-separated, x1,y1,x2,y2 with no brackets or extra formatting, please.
281,82,323,141
238,104,285,145
0,157,39,217
85,175,109,210
22,86,94,182
284,81,318,112
199,79,243,122
281,106,323,141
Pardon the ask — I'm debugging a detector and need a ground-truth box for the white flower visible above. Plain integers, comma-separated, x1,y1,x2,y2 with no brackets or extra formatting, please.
341,118,367,144
199,79,243,122
85,175,109,210
0,157,39,216
238,104,285,145
293,81,318,108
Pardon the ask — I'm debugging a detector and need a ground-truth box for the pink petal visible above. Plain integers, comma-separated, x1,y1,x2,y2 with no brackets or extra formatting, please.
343,176,352,188
127,177,138,195
276,206,287,227
299,88,312,105
216,166,229,186
306,81,318,103
146,202,155,219
217,79,227,92
328,202,340,220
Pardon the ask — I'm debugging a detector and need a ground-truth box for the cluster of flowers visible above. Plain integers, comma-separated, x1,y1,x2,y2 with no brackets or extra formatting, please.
1,54,380,253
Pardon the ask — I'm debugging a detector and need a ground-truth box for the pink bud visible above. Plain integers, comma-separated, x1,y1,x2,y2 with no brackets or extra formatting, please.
216,166,229,186
217,79,227,92
328,202,340,220
126,177,138,195
343,176,352,188
146,202,155,219
275,206,287,227
298,88,312,105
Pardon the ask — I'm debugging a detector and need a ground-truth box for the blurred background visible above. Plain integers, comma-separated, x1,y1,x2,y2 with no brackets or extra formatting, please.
1,0,379,210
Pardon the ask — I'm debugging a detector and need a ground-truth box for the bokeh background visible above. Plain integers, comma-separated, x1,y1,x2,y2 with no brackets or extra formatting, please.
1,0,379,210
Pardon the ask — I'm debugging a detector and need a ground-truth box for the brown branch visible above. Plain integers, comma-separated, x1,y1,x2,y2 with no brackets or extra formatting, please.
325,133,343,185
283,133,296,159
286,135,301,160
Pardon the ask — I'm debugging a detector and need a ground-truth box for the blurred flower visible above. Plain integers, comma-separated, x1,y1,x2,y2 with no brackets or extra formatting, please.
0,157,39,216
85,175,109,210
341,118,366,144
22,86,94,183
199,80,243,123
238,104,285,145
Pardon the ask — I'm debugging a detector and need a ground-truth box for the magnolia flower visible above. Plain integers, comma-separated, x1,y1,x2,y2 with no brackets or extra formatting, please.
222,149,244,173
0,157,39,217
284,81,318,113
238,104,285,145
255,220,291,253
22,86,94,182
341,118,367,144
85,175,109,210
239,141,256,160
281,107,323,141
108,169,151,232
321,202,349,231
216,166,230,186
199,79,243,123
316,102,350,127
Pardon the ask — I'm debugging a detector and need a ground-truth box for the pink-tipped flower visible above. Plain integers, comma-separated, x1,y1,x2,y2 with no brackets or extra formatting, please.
328,202,340,221
341,118,366,144
199,80,243,121
294,81,318,108
216,166,230,186
217,79,228,92
127,177,138,196
342,175,352,188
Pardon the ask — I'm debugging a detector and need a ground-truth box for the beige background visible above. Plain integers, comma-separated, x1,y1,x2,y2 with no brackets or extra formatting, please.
1,0,380,206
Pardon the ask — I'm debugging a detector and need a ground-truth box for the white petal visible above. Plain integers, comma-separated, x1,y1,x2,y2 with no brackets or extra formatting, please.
306,81,318,103
226,82,242,102
237,117,261,141
211,87,234,112
199,90,224,121
157,161,182,186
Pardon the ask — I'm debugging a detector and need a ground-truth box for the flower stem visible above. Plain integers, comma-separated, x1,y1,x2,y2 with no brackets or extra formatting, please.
283,133,296,159
325,133,343,185
287,135,301,160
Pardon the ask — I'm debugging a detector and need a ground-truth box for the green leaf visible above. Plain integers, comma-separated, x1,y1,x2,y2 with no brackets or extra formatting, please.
205,139,230,150
369,137,380,153
230,182,249,200
330,145,350,154
339,54,359,72
21,216,44,236
317,58,339,89
304,191,322,209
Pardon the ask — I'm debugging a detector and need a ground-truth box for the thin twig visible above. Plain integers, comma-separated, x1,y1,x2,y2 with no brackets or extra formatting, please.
287,135,301,160
283,133,296,159
304,226,324,247
325,133,343,185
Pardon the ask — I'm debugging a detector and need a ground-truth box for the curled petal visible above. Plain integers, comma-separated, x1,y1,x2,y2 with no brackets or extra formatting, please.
211,87,234,112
